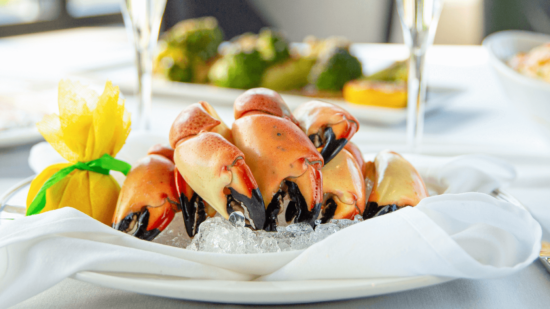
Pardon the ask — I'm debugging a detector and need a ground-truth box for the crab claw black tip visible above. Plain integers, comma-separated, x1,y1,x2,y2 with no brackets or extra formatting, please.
112,209,161,241
315,127,349,165
228,187,266,230
180,193,207,238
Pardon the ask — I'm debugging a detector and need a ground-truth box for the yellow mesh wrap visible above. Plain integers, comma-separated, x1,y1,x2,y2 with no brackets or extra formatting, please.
26,80,131,225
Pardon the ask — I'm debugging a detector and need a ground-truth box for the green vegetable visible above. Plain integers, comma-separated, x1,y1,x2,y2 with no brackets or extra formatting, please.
209,51,266,89
163,17,223,62
309,48,362,91
256,28,290,65
154,45,193,82
260,57,315,91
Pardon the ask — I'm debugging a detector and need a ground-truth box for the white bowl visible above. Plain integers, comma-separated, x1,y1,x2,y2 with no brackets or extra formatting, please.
483,31,550,127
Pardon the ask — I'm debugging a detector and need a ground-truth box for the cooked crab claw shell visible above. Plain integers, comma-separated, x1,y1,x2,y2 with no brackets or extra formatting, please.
112,153,179,240
232,114,324,231
234,87,299,125
147,144,175,160
320,149,366,223
363,150,428,219
293,100,360,164
173,132,266,232
344,141,367,178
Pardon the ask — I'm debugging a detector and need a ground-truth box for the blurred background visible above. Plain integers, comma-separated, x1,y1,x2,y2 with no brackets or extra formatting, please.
1,0,549,43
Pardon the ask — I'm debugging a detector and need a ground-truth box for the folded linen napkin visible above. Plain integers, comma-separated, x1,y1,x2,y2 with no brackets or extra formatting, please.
0,193,541,308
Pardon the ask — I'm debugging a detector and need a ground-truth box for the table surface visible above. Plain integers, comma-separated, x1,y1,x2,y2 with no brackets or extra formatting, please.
2,27,550,308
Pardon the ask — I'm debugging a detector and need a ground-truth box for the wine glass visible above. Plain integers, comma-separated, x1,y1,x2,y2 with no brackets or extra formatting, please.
396,0,443,150
121,0,167,131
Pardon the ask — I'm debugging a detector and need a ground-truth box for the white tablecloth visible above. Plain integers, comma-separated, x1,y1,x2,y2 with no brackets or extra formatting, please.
1,27,550,308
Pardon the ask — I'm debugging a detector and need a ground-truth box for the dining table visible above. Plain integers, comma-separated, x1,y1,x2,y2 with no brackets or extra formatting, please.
1,27,550,308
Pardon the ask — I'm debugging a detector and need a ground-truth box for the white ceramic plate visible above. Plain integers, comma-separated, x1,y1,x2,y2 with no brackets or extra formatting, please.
145,79,461,125
483,31,550,127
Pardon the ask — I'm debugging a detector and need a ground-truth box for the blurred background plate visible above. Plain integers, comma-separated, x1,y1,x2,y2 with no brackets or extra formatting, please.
147,79,461,125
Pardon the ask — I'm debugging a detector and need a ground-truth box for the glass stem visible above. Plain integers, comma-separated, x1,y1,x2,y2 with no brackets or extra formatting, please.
406,49,427,150
135,48,153,131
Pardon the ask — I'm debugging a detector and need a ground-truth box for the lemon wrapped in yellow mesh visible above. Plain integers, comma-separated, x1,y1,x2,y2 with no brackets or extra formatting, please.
26,80,131,225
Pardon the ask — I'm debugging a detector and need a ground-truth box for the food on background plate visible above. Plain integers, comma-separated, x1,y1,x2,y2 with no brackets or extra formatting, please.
154,17,223,83
208,33,268,89
26,80,132,225
508,42,550,83
154,17,362,94
112,87,429,245
343,60,408,108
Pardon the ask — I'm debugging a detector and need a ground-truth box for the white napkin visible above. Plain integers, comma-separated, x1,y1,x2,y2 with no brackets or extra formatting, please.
0,193,541,308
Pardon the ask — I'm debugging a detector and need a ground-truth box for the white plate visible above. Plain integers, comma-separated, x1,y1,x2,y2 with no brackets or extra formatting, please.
74,271,452,304
145,79,461,125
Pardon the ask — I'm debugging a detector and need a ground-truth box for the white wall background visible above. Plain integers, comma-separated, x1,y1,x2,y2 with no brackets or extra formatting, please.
249,0,392,43
250,0,484,45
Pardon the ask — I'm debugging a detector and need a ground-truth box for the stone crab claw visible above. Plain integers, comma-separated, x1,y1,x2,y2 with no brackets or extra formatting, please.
344,141,367,178
234,87,299,125
232,113,324,231
112,145,179,240
170,102,266,235
293,100,360,164
363,150,429,219
319,149,366,223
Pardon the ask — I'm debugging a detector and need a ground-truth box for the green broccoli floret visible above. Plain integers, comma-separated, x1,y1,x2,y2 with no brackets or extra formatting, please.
154,44,193,82
256,28,290,65
309,47,362,91
163,17,223,62
260,57,315,91
208,35,266,89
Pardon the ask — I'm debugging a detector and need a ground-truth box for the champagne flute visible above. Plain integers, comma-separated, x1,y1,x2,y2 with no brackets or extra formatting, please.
121,0,167,131
396,0,443,150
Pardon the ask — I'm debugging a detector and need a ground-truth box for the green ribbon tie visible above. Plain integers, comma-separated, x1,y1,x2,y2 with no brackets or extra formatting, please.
26,154,131,216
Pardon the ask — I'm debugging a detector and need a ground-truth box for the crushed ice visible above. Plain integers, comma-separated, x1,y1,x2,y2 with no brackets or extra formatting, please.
181,212,364,254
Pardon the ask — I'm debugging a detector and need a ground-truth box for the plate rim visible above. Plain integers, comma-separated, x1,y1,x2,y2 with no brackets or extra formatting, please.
73,271,454,305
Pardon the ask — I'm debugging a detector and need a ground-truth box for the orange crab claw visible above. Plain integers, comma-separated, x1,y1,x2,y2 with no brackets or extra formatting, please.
363,150,429,219
293,100,360,164
234,87,299,125
170,104,266,234
344,141,367,178
320,149,366,223
112,148,179,241
232,114,324,230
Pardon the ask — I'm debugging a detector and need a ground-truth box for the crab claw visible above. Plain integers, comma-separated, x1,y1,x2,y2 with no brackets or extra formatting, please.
234,88,299,125
294,100,359,164
232,114,324,231
112,145,179,241
344,141,367,178
170,104,266,234
320,149,366,223
363,150,429,219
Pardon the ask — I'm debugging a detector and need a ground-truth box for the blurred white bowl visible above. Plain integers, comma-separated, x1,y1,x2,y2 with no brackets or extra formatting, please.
483,31,550,127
